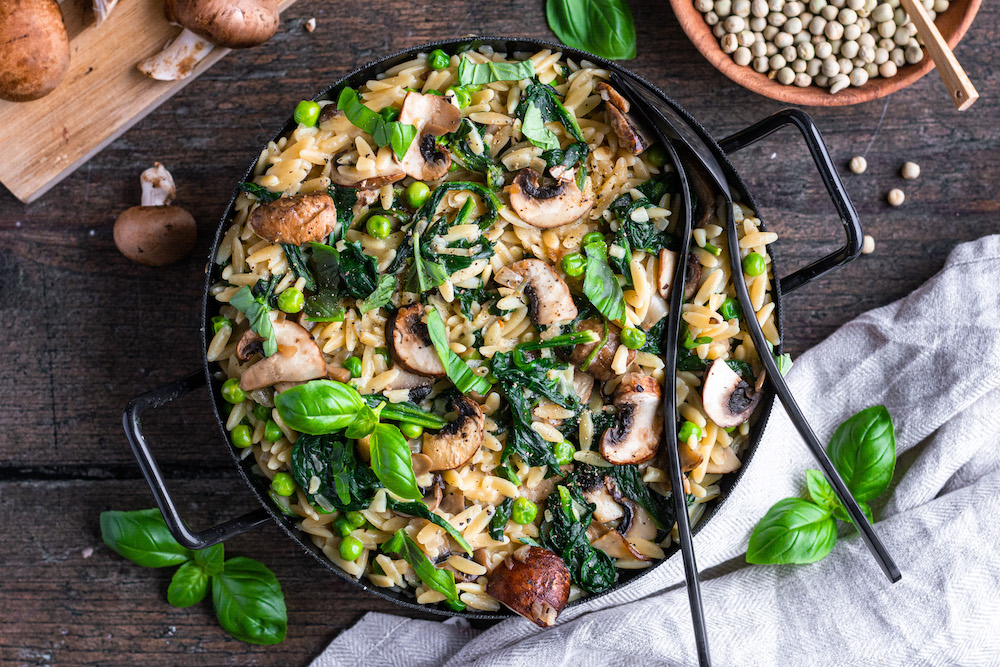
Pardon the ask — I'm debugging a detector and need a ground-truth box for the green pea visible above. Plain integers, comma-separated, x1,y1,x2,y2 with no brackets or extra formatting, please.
334,516,353,538
379,106,400,123
678,421,704,443
366,214,392,239
446,85,471,108
427,49,450,70
252,404,270,421
743,252,766,277
621,328,646,350
264,419,282,443
399,422,424,439
343,357,362,378
270,472,295,497
581,231,605,248
221,378,245,404
406,181,431,208
345,511,367,529
293,100,321,127
552,440,575,466
511,497,538,525
339,535,364,561
231,424,252,449
277,288,304,314
719,298,741,321
646,144,669,168
211,316,231,334
561,252,586,277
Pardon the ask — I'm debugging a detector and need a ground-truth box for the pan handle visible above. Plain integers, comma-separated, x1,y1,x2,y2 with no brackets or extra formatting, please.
122,371,270,550
718,108,863,294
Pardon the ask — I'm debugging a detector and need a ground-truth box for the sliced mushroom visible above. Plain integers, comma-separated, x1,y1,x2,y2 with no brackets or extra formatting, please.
239,314,326,391
679,441,704,472
591,527,647,560
486,546,571,628
705,444,742,474
508,169,594,229
329,151,405,190
385,367,436,402
236,329,264,362
247,192,338,246
440,489,466,516
421,396,484,471
573,370,595,406
657,249,678,299
386,305,446,378
596,83,650,156
568,320,634,382
684,253,702,300
420,473,445,512
396,92,462,181
398,134,452,181
701,358,761,428
582,483,624,524
494,259,578,325
519,474,561,505
619,501,657,542
690,164,717,228
600,372,663,465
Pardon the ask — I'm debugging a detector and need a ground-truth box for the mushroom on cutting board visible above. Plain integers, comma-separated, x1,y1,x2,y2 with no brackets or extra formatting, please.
396,92,462,181
138,0,279,81
239,313,326,391
493,259,578,326
508,168,593,228
600,372,663,465
113,163,197,266
567,320,634,382
701,358,761,428
421,396,484,471
247,192,338,246
486,546,571,628
0,0,70,102
386,305,446,378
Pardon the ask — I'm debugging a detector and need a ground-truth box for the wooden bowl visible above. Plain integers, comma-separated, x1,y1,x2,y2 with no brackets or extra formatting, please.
669,0,981,105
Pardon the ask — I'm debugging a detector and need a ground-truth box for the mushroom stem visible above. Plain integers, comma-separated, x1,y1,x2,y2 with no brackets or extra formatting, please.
140,163,177,206
137,28,215,81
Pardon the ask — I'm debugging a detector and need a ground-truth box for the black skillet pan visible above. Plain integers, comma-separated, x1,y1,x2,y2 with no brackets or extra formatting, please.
122,37,862,621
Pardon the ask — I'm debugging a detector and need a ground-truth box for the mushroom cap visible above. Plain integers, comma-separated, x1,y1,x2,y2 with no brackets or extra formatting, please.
239,315,326,391
385,366,436,402
385,305,446,378
683,253,702,301
600,372,663,465
421,396,484,471
508,169,594,229
605,102,650,156
398,91,462,136
398,134,451,182
486,546,571,628
113,206,197,267
164,0,279,49
247,192,338,246
0,0,70,102
701,358,761,428
494,259,578,326
235,328,264,361
568,320,634,382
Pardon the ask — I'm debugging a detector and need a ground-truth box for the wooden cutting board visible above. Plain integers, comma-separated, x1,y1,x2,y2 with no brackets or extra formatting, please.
0,0,297,204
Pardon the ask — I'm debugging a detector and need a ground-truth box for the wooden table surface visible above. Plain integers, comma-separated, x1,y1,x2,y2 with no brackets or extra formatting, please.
1,0,996,664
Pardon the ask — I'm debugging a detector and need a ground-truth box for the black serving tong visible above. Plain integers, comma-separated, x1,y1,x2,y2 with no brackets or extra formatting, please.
613,80,711,666
611,73,902,586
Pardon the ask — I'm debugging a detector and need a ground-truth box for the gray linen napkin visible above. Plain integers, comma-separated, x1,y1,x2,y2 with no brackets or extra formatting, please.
312,235,1000,667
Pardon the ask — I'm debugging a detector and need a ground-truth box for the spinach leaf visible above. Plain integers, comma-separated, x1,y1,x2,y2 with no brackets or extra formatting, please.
420,216,496,277
499,390,561,470
280,243,317,291
238,182,282,203
290,433,379,511
99,509,194,568
212,557,287,645
582,242,626,325
275,379,375,436
368,423,421,501
404,230,450,293
415,181,501,230
489,497,514,541
194,542,225,576
491,350,576,409
168,561,209,608
383,530,465,610
328,186,358,242
438,120,504,189
304,291,345,323
602,464,676,530
516,80,586,146
387,499,473,555
457,57,535,85
453,286,495,320
309,242,342,290
805,470,873,525
637,317,668,356
746,498,837,565
229,286,277,357
546,0,637,60
540,484,617,592
362,395,448,430
338,241,379,300
426,308,491,394
541,141,588,189
337,87,417,160
827,405,895,502
726,359,755,380
359,274,395,313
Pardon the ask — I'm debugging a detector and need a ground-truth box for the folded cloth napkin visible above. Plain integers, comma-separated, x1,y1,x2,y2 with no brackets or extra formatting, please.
313,235,1000,667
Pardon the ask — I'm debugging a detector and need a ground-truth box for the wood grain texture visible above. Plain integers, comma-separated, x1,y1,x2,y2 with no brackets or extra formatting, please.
0,0,997,663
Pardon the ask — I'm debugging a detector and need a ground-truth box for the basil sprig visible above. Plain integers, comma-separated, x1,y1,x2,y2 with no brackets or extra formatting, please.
746,406,896,565
582,241,626,326
457,56,535,85
426,308,491,395
229,286,277,357
368,423,422,501
383,530,465,611
100,509,286,645
337,87,417,160
545,0,637,60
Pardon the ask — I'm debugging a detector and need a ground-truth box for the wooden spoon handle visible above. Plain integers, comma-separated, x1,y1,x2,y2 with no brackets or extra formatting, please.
899,0,979,110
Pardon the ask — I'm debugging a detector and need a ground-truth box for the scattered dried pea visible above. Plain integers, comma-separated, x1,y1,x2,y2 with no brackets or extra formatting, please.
887,188,905,206
862,234,875,254
901,161,920,180
849,156,867,174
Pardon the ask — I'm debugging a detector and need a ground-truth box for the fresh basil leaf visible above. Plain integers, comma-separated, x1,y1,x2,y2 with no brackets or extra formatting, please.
776,353,793,376
520,101,560,150
338,87,417,160
194,542,225,577
383,530,465,610
387,499,473,555
290,433,379,511
582,242,626,325
99,509,194,568
359,274,395,314
212,557,287,645
274,379,368,435
827,405,895,502
457,57,536,85
280,244,316,292
746,498,837,565
516,81,586,145
489,497,514,541
168,561,208,608
343,404,378,439
373,119,419,161
808,471,875,525
426,308,491,394
546,0,637,60
368,423,421,501
362,396,448,429
238,182,282,203
229,287,277,357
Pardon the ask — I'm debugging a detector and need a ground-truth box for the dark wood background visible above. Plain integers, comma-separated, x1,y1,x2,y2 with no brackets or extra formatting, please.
1,0,996,663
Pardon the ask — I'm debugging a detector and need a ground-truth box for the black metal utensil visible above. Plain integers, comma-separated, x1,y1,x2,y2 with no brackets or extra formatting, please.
612,73,901,584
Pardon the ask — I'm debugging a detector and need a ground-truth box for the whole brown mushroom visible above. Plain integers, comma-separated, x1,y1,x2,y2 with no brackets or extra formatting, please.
113,164,197,267
0,0,70,102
